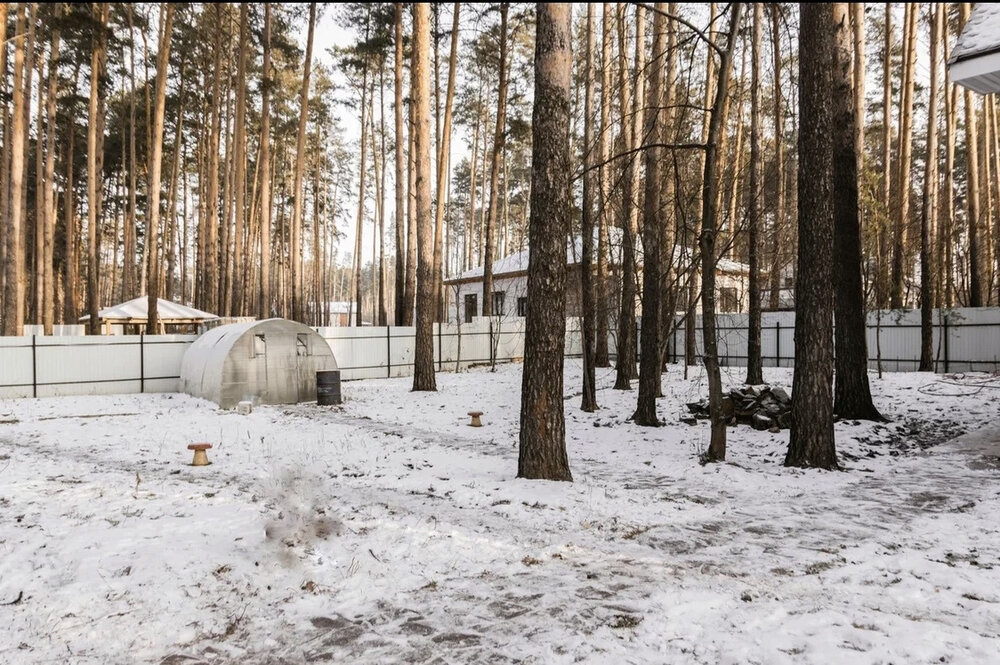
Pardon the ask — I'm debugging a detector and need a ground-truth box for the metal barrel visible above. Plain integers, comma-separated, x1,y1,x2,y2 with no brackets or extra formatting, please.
316,370,342,405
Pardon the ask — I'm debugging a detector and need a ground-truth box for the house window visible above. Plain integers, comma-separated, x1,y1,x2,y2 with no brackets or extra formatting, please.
296,333,310,356
492,291,505,316
464,294,478,324
517,296,527,317
253,334,266,357
719,287,739,313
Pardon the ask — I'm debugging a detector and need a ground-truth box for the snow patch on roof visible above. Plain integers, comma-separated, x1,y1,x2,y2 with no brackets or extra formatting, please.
950,4,1000,64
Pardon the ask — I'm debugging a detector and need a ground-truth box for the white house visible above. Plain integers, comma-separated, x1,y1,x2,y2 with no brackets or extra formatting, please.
949,4,1000,94
445,239,751,324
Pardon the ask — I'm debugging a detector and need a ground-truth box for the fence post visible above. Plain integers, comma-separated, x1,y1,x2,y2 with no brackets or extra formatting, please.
140,333,145,393
943,313,950,374
437,322,442,371
386,326,392,378
32,334,37,398
774,321,781,368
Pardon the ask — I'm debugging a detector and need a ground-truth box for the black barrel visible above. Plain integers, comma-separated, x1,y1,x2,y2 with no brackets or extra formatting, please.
317,370,342,405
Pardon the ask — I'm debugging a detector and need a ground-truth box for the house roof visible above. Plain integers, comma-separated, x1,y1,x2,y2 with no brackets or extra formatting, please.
446,239,749,285
949,4,1000,94
79,296,219,323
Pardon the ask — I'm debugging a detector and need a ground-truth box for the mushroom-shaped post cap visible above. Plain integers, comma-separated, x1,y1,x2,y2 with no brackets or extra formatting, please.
187,443,213,466
467,411,484,427
467,411,483,417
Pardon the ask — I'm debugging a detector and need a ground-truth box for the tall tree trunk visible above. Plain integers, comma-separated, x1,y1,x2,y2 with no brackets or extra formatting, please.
918,4,940,369
86,3,108,335
890,3,916,308
433,3,460,321
833,2,882,419
787,3,838,470
412,2,437,391
876,3,892,309
394,2,407,326
518,2,573,482
204,5,223,314
687,3,717,368
404,101,418,324
701,3,743,462
123,5,138,302
230,4,249,316
613,4,644,390
482,3,509,318
291,2,316,322
745,3,764,385
580,5,598,413
146,4,174,336
41,5,61,335
768,5,785,311
375,77,388,327
353,69,370,326
961,4,983,306
633,3,668,426
0,2,9,319
942,16,957,308
63,65,80,324
2,4,29,336
595,3,613,368
259,3,273,319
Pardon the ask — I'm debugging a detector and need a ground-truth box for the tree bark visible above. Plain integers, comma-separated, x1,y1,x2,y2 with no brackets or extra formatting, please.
833,2,882,419
354,66,370,326
259,3,273,319
633,3,669,426
86,3,108,335
745,2,764,385
412,3,437,391
394,2,407,326
890,3,916,308
291,2,316,322
482,3,509,318
919,5,941,370
941,15,957,308
961,6,983,306
787,3,838,470
433,3,460,322
701,3,743,462
2,4,29,336
146,4,175,336
613,4,644,390
204,5,223,314
41,5,61,335
230,4,249,316
766,7,786,311
595,3,613,368
876,3,892,309
580,5,598,413
518,2,573,482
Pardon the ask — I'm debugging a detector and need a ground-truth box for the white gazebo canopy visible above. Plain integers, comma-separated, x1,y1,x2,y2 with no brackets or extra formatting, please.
79,296,219,334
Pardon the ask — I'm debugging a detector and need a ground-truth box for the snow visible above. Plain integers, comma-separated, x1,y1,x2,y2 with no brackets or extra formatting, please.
949,4,1000,64
2,363,1000,663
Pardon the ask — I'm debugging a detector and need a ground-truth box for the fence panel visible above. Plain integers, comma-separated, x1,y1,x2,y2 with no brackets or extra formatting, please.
2,308,999,400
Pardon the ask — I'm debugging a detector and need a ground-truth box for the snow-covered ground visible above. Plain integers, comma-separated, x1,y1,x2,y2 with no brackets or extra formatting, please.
2,362,1000,664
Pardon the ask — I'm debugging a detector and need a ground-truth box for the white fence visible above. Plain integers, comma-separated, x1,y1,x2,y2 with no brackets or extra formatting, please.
1,309,997,400
661,307,1000,373
0,318,583,399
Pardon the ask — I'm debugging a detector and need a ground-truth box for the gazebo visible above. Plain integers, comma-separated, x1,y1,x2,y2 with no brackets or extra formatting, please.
79,296,219,334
